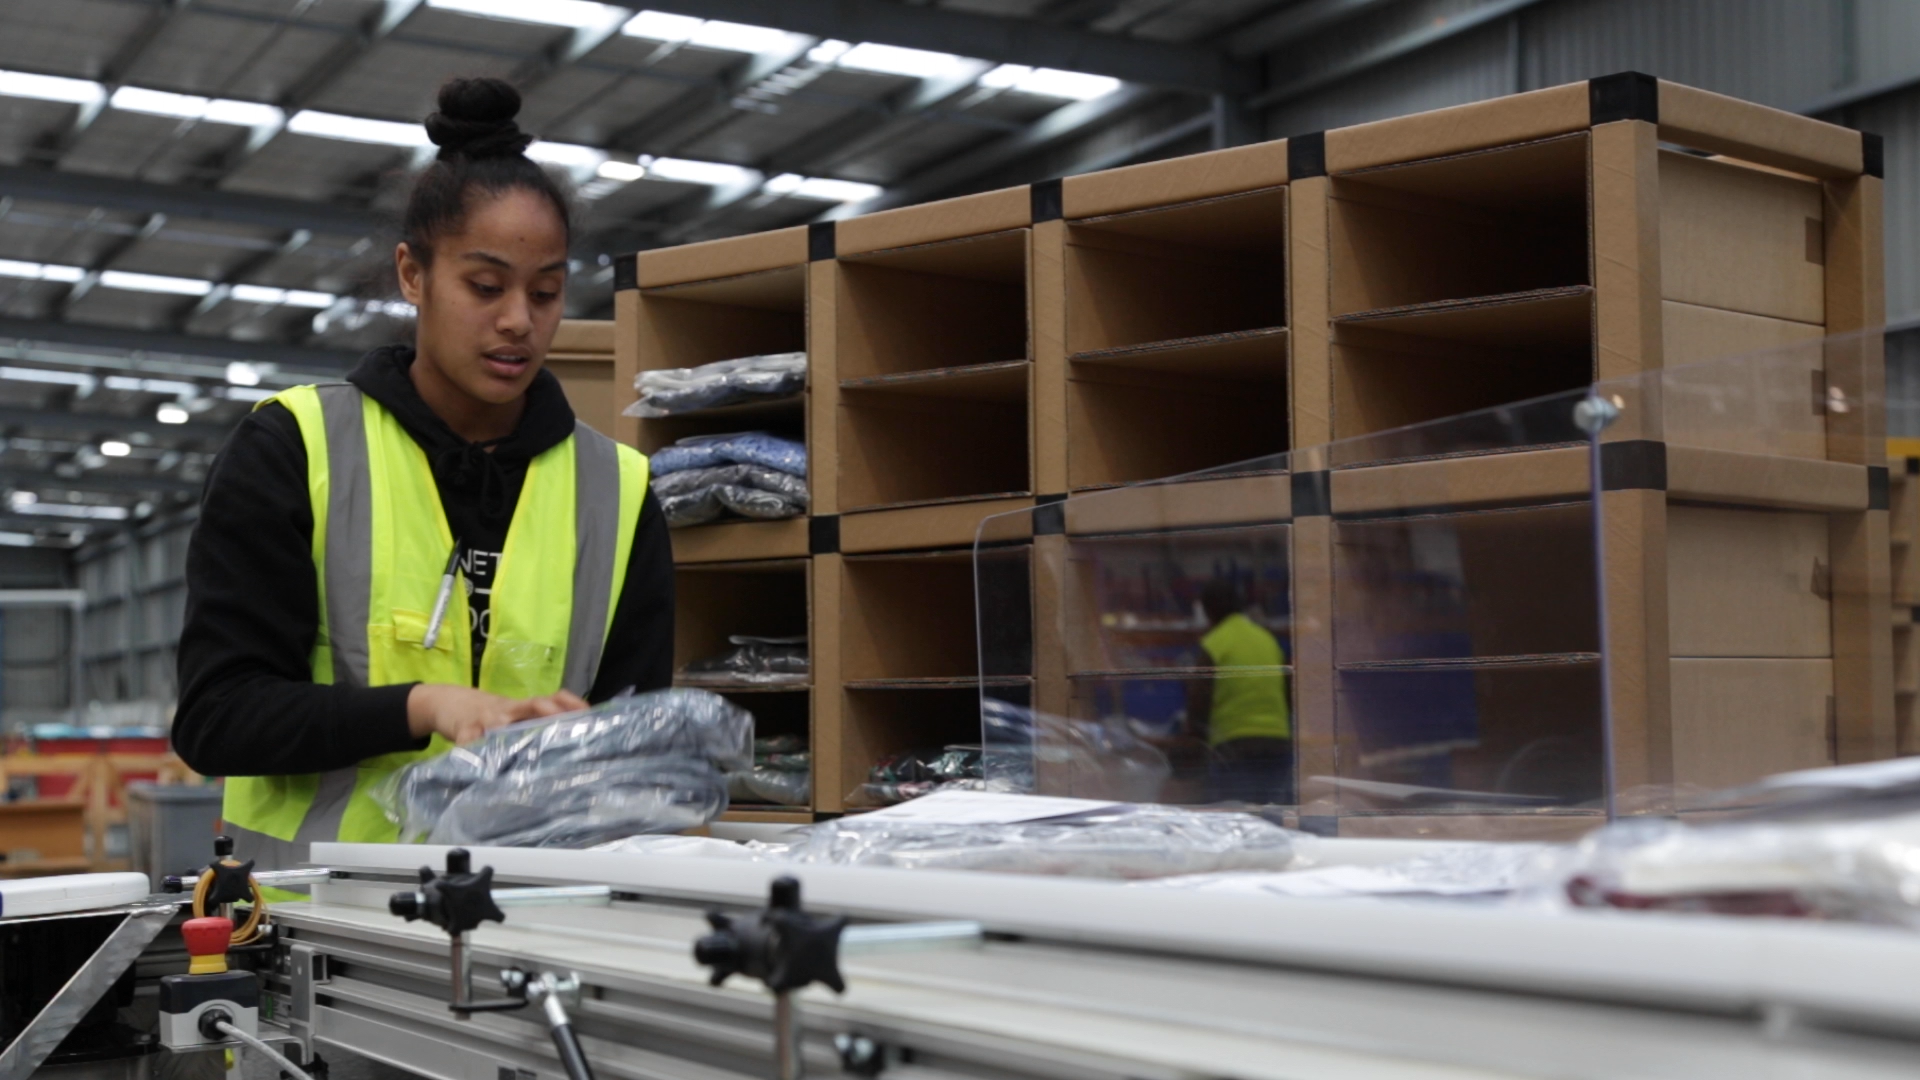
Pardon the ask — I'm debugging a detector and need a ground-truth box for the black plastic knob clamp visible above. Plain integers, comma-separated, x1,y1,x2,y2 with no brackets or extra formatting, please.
388,848,505,936
694,876,847,994
199,835,257,907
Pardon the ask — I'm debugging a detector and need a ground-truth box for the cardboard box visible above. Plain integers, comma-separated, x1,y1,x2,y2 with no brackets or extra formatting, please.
548,319,617,438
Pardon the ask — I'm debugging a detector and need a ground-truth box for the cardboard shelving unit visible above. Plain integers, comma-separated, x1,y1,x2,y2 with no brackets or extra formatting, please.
1890,456,1918,753
820,545,1032,812
549,320,617,438
673,559,814,813
616,228,813,564
1285,74,1891,833
612,74,1891,836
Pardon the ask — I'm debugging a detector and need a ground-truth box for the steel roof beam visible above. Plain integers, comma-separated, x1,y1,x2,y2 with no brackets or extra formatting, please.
0,468,203,495
0,405,232,443
0,317,359,373
599,0,1250,95
0,165,380,238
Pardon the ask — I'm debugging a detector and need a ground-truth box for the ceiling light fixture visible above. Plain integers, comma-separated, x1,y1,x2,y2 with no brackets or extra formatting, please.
110,86,282,128
225,362,262,387
426,0,624,29
833,42,970,79
156,403,190,425
98,270,213,297
0,260,85,283
622,11,802,53
596,159,648,182
648,157,756,187
979,64,1121,100
0,68,105,106
286,110,431,147
99,441,131,458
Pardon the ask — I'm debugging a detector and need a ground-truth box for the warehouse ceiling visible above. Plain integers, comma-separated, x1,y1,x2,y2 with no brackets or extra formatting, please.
0,0,1315,547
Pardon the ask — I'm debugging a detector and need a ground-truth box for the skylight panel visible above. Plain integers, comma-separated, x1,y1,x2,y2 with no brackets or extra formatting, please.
427,0,625,29
287,110,431,147
834,42,969,79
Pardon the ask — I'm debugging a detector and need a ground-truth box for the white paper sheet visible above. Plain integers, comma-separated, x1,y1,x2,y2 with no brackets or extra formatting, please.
859,790,1123,826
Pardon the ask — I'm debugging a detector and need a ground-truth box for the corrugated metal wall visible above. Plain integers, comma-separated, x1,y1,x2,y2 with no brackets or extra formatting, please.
76,513,193,712
1250,0,1920,431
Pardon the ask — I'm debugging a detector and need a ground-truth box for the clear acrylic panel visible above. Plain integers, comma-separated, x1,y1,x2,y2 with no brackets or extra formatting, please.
976,329,1889,841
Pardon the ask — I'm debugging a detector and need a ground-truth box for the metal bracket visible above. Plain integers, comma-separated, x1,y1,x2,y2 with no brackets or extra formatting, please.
287,943,330,1060
0,905,175,1080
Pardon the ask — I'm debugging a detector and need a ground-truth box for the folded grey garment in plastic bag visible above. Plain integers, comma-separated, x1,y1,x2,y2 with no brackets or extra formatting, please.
753,803,1299,879
651,432,806,477
660,483,806,528
726,767,811,807
652,464,808,503
628,353,807,418
375,689,754,847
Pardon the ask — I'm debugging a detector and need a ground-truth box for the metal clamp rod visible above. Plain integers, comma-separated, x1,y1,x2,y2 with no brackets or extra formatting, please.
840,921,983,957
254,868,334,887
491,885,613,909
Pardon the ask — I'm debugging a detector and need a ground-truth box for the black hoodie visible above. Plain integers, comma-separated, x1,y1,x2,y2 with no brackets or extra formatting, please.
172,345,675,778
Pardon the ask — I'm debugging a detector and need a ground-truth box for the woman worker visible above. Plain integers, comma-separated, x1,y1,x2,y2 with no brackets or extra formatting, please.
171,77,674,872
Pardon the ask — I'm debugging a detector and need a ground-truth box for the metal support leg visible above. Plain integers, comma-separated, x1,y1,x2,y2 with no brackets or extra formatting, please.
774,992,800,1080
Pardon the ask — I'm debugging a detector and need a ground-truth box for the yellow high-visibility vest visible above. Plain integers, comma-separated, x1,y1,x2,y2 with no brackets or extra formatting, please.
1200,613,1291,745
221,384,647,882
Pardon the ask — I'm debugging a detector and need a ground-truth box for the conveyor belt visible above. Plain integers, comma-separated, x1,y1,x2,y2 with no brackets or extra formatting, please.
262,844,1920,1079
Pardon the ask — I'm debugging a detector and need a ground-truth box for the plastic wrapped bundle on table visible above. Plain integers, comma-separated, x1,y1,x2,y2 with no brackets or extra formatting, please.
625,352,806,417
374,689,753,847
727,734,812,807
758,797,1300,880
650,432,808,527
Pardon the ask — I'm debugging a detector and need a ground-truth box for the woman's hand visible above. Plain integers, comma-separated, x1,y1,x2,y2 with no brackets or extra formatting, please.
406,684,589,744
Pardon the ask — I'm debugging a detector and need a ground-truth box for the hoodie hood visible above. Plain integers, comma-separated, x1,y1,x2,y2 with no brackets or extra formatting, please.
347,343,577,522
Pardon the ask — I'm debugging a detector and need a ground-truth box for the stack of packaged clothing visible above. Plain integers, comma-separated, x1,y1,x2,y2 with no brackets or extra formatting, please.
727,733,811,807
857,744,987,806
625,352,806,417
679,636,808,687
651,432,807,527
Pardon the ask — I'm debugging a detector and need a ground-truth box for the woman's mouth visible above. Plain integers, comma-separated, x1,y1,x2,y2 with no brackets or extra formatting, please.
483,350,531,378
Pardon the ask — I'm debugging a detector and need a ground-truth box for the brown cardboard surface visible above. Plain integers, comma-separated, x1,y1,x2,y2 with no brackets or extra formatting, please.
837,388,1029,511
838,496,1036,554
1032,218,1068,497
1333,503,1598,664
547,358,615,438
839,548,1017,681
1660,150,1825,325
551,319,614,354
1661,302,1825,459
672,560,809,670
1067,367,1286,490
636,227,808,288
1591,121,1664,398
811,553,844,811
1831,508,1897,762
841,359,1028,402
611,289,641,448
1063,472,1291,535
1072,326,1288,379
668,518,812,563
1329,136,1589,317
1335,286,1590,349
1657,80,1865,180
1824,176,1887,465
1325,82,1590,173
1330,323,1592,442
809,260,839,515
634,282,806,373
836,186,1031,255
1665,446,1867,511
1667,504,1832,658
1064,194,1287,354
1032,532,1070,716
839,687,990,807
1289,177,1332,448
835,232,1029,380
1670,657,1833,789
1332,812,1601,841
1063,139,1289,218
1602,488,1672,791
1291,515,1336,815
1331,447,1588,514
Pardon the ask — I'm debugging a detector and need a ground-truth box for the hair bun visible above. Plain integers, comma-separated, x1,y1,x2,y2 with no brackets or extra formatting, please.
425,77,532,161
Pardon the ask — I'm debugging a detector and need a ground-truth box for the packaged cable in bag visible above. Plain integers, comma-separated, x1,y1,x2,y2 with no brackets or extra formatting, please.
373,689,753,847
680,636,808,686
625,353,806,417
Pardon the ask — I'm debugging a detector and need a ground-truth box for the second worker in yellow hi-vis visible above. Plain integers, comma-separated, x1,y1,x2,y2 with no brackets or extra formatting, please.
171,77,675,876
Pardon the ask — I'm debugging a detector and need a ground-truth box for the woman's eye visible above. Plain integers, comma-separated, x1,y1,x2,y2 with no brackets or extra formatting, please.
533,291,559,303
471,282,503,296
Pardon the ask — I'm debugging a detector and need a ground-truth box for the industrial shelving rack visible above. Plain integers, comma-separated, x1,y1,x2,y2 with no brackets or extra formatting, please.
611,73,1891,831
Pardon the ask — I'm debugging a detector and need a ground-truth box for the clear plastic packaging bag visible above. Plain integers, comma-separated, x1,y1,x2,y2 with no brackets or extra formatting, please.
754,802,1299,879
680,636,808,687
373,689,753,847
589,834,757,859
853,744,984,806
626,353,807,418
651,432,806,478
728,767,812,807
659,485,806,527
980,699,1171,803
652,464,808,504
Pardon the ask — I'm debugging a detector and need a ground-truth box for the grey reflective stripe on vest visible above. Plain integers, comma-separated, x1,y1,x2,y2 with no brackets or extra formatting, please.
227,765,358,875
318,384,373,688
562,421,621,695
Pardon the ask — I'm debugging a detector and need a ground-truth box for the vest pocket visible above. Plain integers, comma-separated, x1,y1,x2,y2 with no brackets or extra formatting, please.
392,608,456,651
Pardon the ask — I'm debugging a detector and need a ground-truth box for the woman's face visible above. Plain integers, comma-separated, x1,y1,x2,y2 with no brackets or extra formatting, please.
396,188,569,406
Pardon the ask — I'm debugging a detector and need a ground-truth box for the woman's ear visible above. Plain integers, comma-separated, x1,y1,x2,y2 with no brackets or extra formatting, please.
395,242,427,307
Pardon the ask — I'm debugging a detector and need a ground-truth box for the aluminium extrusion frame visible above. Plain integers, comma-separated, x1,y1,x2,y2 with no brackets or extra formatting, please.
264,843,1920,1080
